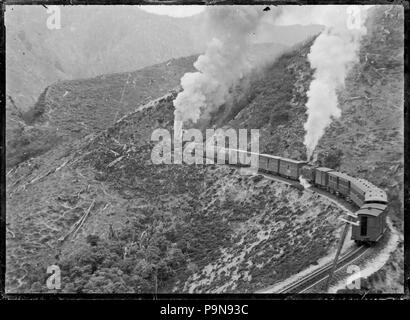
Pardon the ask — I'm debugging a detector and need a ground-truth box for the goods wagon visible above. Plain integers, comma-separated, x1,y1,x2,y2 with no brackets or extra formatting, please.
226,148,260,168
315,167,334,188
350,178,388,207
266,154,281,174
350,178,370,207
328,171,352,196
278,158,307,180
351,203,387,243
258,154,269,171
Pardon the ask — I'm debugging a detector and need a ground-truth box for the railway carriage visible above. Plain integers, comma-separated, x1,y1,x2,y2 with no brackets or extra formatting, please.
225,148,260,168
351,203,387,243
328,171,352,197
350,178,369,207
350,178,388,207
365,187,388,205
278,158,307,180
265,154,281,174
314,167,333,188
258,154,269,171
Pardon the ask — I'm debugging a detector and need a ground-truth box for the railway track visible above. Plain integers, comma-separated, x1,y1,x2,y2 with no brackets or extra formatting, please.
241,168,369,293
277,245,369,293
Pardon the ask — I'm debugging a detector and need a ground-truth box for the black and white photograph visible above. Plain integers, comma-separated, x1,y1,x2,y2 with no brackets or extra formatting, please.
2,2,406,298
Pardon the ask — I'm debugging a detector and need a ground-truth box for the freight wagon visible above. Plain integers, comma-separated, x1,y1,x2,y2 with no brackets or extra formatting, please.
328,171,352,197
314,167,333,188
278,158,307,180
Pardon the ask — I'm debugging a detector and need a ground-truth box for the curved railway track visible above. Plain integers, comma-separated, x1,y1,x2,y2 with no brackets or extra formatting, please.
276,245,369,293
233,163,370,293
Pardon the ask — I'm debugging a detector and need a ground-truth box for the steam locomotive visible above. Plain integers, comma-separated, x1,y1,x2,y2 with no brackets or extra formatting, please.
205,147,388,245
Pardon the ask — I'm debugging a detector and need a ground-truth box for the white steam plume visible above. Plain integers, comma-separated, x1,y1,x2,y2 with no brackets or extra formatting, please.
299,176,312,189
276,6,371,160
174,5,371,160
173,6,273,126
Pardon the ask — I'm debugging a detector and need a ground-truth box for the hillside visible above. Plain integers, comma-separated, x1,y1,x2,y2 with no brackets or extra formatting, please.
211,6,404,227
6,40,291,169
6,56,198,168
6,91,346,293
5,5,320,113
218,5,404,291
5,5,404,293
5,5,204,112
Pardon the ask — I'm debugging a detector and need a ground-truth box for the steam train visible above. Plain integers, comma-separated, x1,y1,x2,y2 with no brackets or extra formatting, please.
204,146,388,245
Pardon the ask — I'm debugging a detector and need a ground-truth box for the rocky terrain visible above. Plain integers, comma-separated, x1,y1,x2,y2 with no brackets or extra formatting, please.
5,5,404,293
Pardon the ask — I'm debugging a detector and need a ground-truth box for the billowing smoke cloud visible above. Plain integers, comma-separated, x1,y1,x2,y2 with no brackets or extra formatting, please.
174,5,371,160
173,6,273,126
276,6,370,160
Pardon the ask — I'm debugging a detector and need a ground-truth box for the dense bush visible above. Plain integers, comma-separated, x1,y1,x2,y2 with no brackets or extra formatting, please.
58,216,186,293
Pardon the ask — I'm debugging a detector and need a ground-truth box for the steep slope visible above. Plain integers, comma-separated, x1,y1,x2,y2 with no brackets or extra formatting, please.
5,37,342,293
317,5,404,225
5,5,403,294
6,5,321,113
6,56,197,168
5,5,203,112
315,5,404,292
216,5,403,227
6,91,346,293
6,41,291,169
211,5,404,292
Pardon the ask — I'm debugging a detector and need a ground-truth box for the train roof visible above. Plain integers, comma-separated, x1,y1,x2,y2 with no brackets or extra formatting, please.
328,171,353,180
356,207,384,217
225,148,259,156
365,189,388,203
350,177,377,190
259,153,282,159
361,203,387,211
316,167,334,172
279,157,307,165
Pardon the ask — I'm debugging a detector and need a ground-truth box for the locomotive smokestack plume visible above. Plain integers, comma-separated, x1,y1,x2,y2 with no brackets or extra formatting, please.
302,6,370,161
173,6,269,126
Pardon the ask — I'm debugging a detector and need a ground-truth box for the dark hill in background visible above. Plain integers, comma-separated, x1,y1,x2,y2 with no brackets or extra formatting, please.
6,56,198,167
5,6,203,112
5,5,320,113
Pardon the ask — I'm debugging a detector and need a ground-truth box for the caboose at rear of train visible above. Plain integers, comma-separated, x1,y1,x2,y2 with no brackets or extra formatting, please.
351,203,388,244
299,164,388,245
